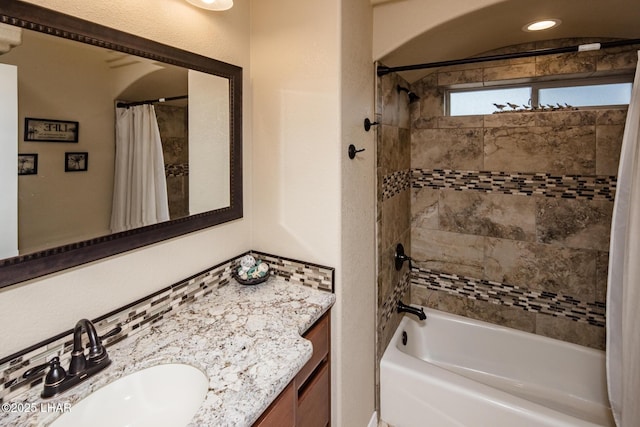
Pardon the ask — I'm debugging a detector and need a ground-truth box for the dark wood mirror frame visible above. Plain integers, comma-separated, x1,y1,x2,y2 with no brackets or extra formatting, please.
0,0,243,288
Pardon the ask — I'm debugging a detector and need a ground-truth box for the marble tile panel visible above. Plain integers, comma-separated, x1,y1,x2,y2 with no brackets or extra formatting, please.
380,189,411,252
411,187,439,230
438,115,483,129
398,93,411,131
380,73,400,126
412,116,438,129
155,105,188,139
466,298,537,333
483,62,536,82
411,71,437,95
439,190,536,241
415,92,444,123
398,127,411,170
596,108,627,125
535,52,597,76
412,229,485,278
413,282,537,332
535,314,605,350
424,286,474,314
596,124,624,176
483,126,596,175
437,68,483,86
535,198,613,251
484,238,597,298
597,48,640,72
412,128,483,170
378,125,401,175
376,167,384,204
167,176,189,219
161,137,189,165
534,110,597,127
595,251,609,303
410,283,439,308
484,112,535,128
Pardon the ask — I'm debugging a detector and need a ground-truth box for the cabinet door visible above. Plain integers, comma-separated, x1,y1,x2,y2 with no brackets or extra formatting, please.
253,381,295,427
296,314,329,389
297,363,329,427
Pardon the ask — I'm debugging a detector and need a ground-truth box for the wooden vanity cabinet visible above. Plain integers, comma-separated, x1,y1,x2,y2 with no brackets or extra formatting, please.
253,311,331,427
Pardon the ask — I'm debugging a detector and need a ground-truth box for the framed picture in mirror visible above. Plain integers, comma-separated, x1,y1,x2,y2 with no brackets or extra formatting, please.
65,152,88,172
24,117,79,142
18,153,38,175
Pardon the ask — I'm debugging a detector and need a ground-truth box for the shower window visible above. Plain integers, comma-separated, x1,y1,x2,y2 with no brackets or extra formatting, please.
446,75,632,116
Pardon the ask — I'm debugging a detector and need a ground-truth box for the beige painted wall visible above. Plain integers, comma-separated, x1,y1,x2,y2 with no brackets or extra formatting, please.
250,0,376,424
0,0,251,356
2,30,116,253
372,0,503,59
250,0,343,423
339,1,377,425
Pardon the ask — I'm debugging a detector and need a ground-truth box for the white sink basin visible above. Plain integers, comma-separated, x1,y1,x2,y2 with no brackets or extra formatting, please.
50,364,208,427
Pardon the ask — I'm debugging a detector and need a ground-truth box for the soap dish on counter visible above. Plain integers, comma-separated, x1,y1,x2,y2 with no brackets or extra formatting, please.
232,256,271,286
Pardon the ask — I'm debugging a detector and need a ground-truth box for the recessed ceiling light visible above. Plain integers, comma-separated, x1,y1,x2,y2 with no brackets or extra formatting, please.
523,19,561,32
186,0,233,11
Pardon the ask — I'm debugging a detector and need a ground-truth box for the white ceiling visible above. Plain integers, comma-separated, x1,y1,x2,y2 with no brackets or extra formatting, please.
377,0,640,83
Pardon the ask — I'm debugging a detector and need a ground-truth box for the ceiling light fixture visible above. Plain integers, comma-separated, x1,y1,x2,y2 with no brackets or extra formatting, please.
523,19,561,32
186,0,233,11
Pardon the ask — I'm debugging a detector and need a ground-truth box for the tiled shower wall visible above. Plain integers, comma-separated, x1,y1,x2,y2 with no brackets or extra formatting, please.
375,69,412,399
155,104,189,219
406,39,638,350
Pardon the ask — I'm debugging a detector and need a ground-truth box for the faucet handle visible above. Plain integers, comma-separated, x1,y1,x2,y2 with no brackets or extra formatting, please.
395,243,413,271
23,357,67,386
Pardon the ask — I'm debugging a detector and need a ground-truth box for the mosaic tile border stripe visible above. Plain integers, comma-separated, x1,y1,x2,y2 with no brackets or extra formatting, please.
165,163,189,177
411,169,617,201
382,169,411,200
379,269,411,333
0,252,334,404
411,267,606,327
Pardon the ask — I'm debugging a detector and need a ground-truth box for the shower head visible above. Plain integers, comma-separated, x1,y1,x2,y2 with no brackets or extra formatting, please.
397,85,420,103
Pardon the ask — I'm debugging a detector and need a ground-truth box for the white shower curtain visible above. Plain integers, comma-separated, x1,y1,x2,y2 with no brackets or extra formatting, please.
607,51,640,427
110,104,169,233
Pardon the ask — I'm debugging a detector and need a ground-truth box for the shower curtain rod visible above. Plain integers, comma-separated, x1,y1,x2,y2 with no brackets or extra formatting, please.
377,38,640,76
116,95,188,109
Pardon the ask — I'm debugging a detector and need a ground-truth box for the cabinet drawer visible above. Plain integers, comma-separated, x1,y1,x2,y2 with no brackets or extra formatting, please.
296,313,329,389
297,362,329,427
253,381,295,427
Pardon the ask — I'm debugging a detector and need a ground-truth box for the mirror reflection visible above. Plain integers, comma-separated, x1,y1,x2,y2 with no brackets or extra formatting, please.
0,27,230,257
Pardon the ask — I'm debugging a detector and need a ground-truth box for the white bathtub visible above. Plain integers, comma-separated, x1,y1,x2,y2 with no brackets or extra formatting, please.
380,308,615,427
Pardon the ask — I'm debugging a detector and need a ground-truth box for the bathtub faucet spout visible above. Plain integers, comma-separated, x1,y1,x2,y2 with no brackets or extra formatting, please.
397,301,426,320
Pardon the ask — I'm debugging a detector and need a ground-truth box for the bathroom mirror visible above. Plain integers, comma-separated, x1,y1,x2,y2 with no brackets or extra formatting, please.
0,1,243,288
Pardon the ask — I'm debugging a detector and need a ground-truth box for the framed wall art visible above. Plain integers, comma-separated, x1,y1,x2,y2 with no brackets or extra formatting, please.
18,153,38,175
25,118,79,142
65,152,88,172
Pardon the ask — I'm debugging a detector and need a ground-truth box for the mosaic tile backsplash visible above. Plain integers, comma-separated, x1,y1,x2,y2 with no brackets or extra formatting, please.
0,251,333,404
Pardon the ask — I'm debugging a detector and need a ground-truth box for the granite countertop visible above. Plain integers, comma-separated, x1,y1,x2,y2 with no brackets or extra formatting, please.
2,277,335,427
